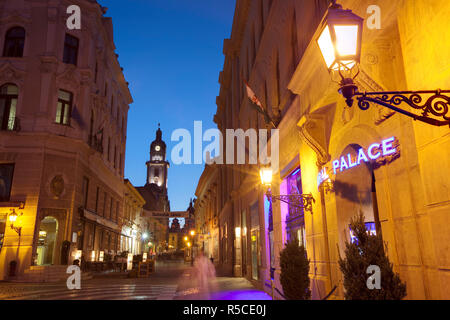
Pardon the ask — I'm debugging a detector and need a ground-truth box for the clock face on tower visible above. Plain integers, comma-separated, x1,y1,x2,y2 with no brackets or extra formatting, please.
155,145,161,151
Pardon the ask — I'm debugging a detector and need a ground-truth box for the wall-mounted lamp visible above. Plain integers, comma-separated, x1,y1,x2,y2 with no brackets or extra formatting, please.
235,227,241,238
317,0,450,127
259,166,315,214
9,209,23,236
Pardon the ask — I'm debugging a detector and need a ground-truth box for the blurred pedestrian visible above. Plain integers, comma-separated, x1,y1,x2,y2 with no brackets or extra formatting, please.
193,250,216,297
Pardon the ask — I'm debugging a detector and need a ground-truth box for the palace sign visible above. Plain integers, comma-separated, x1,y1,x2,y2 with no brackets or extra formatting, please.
332,137,399,175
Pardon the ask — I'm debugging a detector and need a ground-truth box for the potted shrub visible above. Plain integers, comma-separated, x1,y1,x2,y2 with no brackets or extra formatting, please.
279,239,311,300
338,213,407,300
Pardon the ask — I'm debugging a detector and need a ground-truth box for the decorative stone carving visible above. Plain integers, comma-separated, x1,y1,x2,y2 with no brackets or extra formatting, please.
363,53,379,65
50,175,65,199
298,112,333,167
57,65,81,89
0,12,32,25
0,63,26,84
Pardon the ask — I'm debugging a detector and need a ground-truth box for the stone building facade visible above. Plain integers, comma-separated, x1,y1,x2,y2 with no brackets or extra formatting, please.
194,165,220,265
0,0,132,280
121,179,145,256
209,0,450,299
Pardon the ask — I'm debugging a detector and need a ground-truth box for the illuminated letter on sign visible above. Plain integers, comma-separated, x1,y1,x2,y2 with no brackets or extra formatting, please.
368,143,381,160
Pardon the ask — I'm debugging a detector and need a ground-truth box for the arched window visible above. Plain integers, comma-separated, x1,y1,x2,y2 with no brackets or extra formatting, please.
0,84,18,130
3,27,25,57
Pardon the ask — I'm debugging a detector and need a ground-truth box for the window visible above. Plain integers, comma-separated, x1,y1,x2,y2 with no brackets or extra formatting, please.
63,34,79,65
102,192,107,217
0,164,14,202
115,201,119,222
55,90,72,125
110,197,114,220
3,27,25,57
0,84,18,131
119,153,122,174
95,187,100,213
110,95,114,115
114,145,117,168
104,82,108,97
284,167,305,243
107,138,111,161
292,11,299,66
89,110,94,144
94,61,98,84
82,177,89,208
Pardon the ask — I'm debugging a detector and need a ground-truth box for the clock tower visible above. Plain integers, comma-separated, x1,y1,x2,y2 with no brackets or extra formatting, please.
146,124,169,192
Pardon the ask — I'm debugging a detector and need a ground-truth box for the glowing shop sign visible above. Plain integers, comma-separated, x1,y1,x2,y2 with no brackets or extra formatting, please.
332,137,398,175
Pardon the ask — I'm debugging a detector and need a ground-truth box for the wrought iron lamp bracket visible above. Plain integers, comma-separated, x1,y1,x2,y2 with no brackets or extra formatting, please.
9,209,23,236
339,77,450,127
265,189,315,214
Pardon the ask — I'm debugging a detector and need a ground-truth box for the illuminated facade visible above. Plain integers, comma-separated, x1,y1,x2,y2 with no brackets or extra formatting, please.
121,180,145,256
136,126,171,253
194,164,219,263
210,0,450,299
0,0,132,280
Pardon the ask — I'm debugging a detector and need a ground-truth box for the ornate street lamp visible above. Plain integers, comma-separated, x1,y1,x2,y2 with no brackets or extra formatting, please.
317,0,450,127
259,166,315,214
9,209,23,236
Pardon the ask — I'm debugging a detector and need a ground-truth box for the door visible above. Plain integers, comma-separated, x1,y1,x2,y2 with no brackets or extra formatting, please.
251,228,259,280
37,217,58,265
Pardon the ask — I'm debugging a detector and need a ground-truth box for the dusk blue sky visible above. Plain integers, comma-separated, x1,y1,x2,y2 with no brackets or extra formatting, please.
99,0,236,212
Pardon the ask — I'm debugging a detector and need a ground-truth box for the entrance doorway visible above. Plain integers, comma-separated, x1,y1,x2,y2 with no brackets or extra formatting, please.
251,228,259,280
334,144,381,250
36,217,58,265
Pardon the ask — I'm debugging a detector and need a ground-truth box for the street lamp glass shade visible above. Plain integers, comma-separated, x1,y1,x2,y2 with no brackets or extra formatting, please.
190,230,195,236
318,26,335,69
334,25,359,56
142,233,148,240
317,4,364,71
9,212,18,223
260,167,273,186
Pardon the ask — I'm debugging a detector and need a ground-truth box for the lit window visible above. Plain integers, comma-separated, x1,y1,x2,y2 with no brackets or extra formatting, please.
0,84,18,131
3,27,25,57
55,90,72,125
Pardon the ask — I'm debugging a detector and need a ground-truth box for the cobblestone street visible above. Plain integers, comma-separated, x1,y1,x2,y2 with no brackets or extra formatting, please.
0,260,271,300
